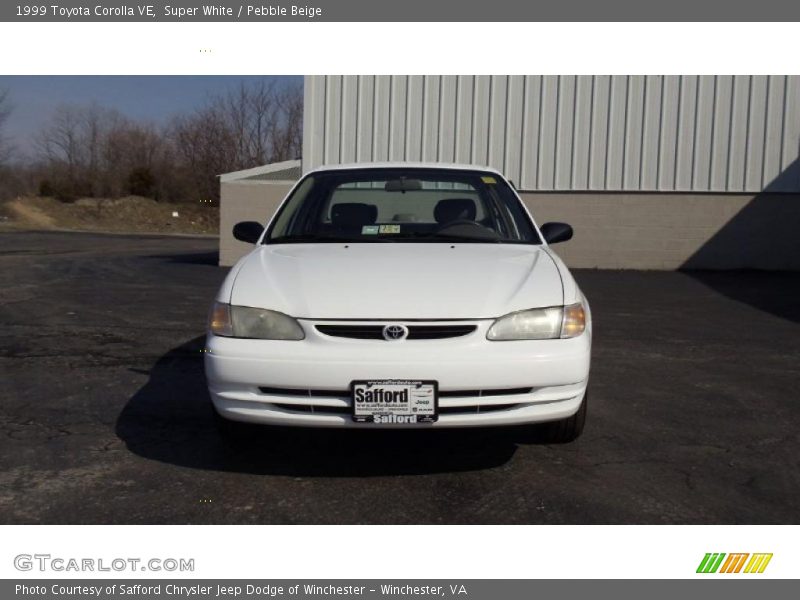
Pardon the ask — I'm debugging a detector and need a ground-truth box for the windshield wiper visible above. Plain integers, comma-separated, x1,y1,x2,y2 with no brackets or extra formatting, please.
267,233,389,244
268,232,518,244
386,231,506,243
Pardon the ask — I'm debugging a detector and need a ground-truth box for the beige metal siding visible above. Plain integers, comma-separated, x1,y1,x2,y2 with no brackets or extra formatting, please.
303,75,800,192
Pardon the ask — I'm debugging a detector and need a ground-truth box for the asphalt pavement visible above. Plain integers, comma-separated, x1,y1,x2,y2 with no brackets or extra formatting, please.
1,230,798,524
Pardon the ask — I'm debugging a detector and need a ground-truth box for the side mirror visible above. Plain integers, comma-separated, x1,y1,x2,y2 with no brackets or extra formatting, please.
540,222,573,244
233,221,264,244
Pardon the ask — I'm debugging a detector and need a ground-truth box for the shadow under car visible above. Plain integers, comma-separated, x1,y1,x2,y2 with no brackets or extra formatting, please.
113,336,573,478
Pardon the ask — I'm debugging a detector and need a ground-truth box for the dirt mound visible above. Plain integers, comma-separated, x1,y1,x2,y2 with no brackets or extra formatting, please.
1,196,219,235
5,199,57,229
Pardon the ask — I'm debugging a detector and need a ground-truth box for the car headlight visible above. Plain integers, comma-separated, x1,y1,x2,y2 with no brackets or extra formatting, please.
208,302,304,340
487,303,586,340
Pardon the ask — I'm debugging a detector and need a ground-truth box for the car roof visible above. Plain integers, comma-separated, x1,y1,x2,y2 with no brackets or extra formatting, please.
304,162,505,177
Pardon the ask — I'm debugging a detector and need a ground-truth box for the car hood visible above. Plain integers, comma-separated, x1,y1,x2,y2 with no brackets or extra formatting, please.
229,243,564,320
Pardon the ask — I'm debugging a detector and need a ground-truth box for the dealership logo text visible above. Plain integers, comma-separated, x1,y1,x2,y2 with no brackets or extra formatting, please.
14,554,194,572
354,387,409,403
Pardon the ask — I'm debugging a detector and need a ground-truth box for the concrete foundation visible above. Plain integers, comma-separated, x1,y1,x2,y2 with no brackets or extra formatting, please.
522,192,800,270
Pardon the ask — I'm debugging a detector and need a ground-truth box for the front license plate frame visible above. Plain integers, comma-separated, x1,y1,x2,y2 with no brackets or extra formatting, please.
351,380,439,424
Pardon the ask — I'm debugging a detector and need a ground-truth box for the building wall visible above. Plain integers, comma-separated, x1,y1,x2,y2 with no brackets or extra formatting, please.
303,75,800,193
220,181,800,270
219,181,293,267
522,192,800,270
218,76,800,270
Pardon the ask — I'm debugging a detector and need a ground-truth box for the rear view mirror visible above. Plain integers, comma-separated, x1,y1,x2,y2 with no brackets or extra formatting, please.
233,221,264,244
540,222,573,244
385,178,422,192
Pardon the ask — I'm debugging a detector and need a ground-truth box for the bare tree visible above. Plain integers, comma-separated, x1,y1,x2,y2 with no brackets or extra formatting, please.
271,81,303,161
205,78,287,166
169,79,303,201
27,78,303,203
34,104,133,198
0,88,13,165
169,106,238,202
36,106,86,176
240,78,283,163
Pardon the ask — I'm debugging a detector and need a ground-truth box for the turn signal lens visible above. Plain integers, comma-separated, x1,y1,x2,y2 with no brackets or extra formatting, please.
209,302,233,337
561,303,586,338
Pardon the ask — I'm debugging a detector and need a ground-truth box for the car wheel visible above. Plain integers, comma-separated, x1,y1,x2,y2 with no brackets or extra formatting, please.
539,392,587,444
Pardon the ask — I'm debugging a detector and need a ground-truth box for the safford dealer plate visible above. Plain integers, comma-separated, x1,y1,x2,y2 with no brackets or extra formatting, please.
351,380,438,424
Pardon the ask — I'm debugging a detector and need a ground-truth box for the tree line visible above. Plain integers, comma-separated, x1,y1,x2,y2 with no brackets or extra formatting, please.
0,79,302,204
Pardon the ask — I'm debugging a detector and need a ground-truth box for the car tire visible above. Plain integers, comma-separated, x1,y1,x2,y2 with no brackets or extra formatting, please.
539,392,587,444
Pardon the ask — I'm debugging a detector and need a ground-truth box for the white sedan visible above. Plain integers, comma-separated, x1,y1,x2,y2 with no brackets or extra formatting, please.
205,163,591,441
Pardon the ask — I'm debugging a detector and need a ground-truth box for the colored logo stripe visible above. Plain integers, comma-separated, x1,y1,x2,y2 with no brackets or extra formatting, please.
719,553,749,573
744,553,773,574
697,553,726,573
697,553,772,574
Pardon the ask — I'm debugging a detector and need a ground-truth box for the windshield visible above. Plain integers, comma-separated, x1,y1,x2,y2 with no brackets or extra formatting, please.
264,168,541,244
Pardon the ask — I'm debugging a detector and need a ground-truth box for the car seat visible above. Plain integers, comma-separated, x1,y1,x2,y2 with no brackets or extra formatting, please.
330,203,379,234
433,198,477,225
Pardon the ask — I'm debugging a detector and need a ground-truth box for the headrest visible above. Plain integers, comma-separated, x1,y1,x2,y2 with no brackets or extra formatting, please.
434,198,477,224
331,203,378,227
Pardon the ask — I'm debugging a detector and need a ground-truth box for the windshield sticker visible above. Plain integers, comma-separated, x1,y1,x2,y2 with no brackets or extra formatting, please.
481,176,497,184
379,224,401,234
361,225,379,235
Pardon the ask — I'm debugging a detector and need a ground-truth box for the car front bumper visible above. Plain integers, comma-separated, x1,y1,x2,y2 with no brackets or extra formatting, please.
204,320,591,428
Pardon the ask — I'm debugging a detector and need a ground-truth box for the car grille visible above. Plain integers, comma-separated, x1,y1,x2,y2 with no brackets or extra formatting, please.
258,387,533,398
258,387,531,398
259,387,347,397
267,402,526,415
315,324,477,340
255,386,535,417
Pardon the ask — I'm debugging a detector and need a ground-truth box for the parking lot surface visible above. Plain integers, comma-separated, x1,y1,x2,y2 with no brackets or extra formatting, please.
1,231,798,524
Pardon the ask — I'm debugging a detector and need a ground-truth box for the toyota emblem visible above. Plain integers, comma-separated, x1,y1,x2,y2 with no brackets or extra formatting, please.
382,324,408,341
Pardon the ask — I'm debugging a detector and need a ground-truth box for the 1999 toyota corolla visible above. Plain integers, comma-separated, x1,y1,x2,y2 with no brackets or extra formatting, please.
205,163,591,441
